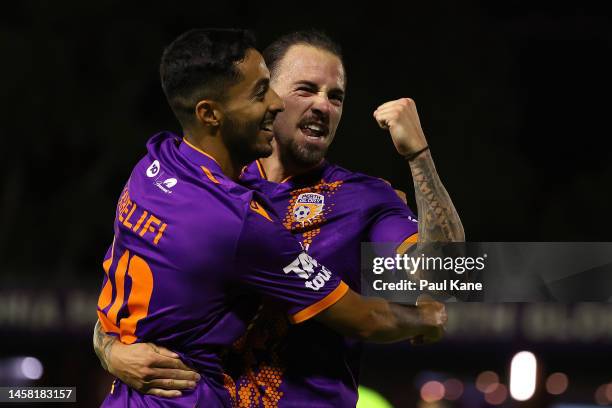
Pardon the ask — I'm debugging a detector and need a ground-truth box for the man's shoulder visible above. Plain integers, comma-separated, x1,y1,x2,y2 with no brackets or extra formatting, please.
126,132,253,230
324,162,396,196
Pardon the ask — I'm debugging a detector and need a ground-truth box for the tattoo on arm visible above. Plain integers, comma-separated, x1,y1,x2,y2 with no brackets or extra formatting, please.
409,149,465,243
93,320,116,373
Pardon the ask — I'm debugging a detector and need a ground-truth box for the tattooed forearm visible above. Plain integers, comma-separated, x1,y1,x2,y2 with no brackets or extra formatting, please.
93,320,116,373
408,149,464,243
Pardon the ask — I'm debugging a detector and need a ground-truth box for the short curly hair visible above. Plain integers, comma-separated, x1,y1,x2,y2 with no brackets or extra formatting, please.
160,28,256,126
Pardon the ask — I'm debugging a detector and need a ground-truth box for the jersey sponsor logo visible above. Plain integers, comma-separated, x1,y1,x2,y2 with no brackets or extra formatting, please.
283,252,317,278
145,160,178,194
161,178,177,188
146,160,160,177
305,266,332,291
292,193,324,224
283,252,333,291
154,177,177,194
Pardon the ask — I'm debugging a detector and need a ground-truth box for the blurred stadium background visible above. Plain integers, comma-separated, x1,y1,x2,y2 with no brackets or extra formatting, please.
1,1,611,406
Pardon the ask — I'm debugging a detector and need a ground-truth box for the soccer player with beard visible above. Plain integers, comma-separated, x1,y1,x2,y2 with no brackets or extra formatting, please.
95,30,455,407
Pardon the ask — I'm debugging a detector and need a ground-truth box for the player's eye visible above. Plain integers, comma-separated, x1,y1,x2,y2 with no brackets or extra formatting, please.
296,86,315,95
329,93,344,105
254,87,267,101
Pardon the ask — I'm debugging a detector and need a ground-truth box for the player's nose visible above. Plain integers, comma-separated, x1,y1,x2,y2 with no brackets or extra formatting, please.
268,88,285,115
311,92,331,118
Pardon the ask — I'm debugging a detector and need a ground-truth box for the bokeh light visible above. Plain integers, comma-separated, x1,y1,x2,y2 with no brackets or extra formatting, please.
476,371,499,394
443,378,464,401
21,357,43,380
510,351,537,401
545,372,569,395
420,380,445,403
485,383,508,405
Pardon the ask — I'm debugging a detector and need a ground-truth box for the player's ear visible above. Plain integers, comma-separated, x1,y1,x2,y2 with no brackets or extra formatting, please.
195,100,223,128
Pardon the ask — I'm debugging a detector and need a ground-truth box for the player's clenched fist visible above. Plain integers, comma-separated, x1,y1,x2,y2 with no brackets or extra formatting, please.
373,98,428,157
417,297,447,327
413,296,447,344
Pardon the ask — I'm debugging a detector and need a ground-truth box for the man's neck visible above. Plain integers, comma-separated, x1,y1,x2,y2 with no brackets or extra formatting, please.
184,131,243,181
259,142,323,183
259,156,291,183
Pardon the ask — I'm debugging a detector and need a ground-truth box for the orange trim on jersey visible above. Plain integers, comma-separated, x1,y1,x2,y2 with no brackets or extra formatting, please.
280,175,293,183
289,281,349,324
183,138,221,166
396,233,419,254
255,159,267,179
250,200,273,222
201,166,220,184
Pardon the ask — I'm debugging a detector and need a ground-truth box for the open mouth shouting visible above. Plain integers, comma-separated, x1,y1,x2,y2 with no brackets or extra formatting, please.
298,118,330,145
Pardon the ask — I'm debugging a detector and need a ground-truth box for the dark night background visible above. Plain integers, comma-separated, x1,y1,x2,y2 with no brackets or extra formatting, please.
1,1,611,407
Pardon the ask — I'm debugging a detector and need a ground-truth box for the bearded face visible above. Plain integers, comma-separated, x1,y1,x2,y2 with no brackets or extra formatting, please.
270,45,346,168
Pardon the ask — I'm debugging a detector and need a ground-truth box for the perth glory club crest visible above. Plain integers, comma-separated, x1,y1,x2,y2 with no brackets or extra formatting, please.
293,193,324,224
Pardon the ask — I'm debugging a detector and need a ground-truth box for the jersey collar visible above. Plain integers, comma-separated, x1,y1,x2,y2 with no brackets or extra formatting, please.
242,159,330,186
178,138,226,185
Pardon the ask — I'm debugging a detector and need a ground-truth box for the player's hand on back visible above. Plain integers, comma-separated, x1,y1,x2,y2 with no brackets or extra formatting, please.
373,98,428,157
108,341,200,398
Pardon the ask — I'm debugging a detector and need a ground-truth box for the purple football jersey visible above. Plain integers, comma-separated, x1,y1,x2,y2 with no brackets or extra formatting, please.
97,133,348,407
230,160,419,408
